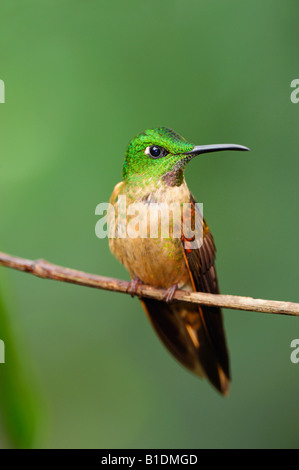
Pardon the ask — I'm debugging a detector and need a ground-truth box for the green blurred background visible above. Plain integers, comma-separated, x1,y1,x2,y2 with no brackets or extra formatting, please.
0,0,298,449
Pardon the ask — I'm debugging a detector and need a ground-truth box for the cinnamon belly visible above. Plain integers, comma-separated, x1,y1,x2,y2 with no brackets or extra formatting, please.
110,234,191,289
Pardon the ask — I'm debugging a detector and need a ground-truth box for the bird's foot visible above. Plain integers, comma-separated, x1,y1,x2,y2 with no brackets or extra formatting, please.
127,277,143,297
163,283,179,304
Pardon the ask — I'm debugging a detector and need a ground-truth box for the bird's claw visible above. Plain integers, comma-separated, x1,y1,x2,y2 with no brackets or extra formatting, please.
127,277,143,297
163,283,178,303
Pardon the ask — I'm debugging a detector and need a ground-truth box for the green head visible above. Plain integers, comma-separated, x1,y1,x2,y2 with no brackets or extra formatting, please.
123,127,249,187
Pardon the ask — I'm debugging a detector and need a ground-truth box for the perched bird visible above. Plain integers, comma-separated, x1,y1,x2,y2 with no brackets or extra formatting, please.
109,127,249,395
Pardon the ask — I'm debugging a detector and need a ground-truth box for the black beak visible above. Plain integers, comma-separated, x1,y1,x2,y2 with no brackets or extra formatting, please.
184,143,250,156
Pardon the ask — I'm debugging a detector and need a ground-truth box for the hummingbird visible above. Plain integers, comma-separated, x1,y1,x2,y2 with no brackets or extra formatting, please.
109,127,249,395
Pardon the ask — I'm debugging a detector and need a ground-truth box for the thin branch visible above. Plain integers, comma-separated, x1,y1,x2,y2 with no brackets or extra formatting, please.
0,251,298,317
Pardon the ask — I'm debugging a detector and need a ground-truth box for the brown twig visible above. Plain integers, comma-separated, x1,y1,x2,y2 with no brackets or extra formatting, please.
0,251,298,316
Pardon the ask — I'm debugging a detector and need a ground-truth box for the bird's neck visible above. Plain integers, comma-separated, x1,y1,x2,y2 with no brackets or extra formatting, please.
124,171,190,204
125,168,184,191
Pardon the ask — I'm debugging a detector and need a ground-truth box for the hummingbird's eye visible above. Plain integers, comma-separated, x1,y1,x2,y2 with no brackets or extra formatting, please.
145,145,168,159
